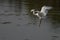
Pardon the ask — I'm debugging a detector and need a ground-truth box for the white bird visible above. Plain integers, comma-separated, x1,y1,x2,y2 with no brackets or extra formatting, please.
31,6,52,27
31,5,52,19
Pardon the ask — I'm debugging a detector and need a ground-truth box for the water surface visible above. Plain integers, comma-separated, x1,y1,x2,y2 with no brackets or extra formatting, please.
0,0,60,40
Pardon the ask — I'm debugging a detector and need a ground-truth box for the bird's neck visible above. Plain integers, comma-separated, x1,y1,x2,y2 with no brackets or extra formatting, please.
32,11,35,15
32,11,39,15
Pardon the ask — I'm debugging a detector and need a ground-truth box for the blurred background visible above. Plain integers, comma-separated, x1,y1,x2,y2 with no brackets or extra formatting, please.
0,0,60,40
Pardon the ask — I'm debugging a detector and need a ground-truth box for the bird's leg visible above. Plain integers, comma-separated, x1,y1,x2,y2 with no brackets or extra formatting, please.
39,18,42,27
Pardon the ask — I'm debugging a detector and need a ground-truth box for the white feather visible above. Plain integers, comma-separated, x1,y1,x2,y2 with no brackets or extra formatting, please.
31,6,52,19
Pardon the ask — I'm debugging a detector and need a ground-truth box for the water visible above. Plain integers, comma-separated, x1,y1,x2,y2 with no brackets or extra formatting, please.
0,0,60,40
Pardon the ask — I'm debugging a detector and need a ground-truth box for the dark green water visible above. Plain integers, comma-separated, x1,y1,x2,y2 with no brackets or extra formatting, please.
0,0,60,40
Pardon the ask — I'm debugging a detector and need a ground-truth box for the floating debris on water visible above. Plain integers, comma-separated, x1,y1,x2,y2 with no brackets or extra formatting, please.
0,13,5,16
52,36,59,38
1,22,12,24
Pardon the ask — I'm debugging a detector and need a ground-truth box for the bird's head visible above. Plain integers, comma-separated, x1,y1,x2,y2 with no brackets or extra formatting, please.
31,9,35,12
31,9,39,16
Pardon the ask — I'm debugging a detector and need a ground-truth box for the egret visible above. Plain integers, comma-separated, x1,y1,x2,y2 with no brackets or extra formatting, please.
31,5,52,27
